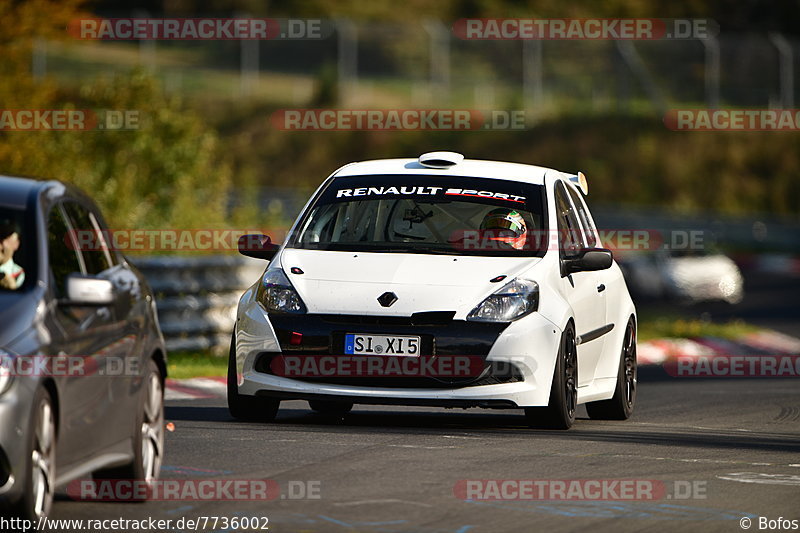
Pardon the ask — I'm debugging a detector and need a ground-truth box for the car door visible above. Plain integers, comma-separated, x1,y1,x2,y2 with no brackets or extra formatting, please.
45,201,119,467
61,201,140,448
555,181,607,387
47,202,130,465
564,183,615,381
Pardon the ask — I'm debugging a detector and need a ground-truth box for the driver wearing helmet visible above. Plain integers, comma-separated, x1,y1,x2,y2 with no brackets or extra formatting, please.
480,208,527,250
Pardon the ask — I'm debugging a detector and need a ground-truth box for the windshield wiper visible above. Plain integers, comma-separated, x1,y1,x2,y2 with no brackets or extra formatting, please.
411,247,462,255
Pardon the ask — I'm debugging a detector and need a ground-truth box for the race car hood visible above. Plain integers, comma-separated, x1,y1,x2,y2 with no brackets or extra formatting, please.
280,248,540,318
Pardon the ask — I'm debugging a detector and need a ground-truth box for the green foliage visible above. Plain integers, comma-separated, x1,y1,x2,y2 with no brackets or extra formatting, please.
311,63,339,107
4,71,235,231
220,112,800,216
0,0,258,239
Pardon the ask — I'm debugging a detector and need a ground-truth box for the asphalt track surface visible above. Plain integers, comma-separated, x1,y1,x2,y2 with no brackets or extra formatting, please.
48,383,800,533
47,272,800,533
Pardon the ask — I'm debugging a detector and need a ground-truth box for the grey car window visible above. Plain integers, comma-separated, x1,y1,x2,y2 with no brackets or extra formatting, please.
47,204,83,297
63,202,114,275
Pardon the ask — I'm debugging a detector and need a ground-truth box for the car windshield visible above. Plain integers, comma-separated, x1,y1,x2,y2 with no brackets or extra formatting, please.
0,206,36,292
289,175,547,257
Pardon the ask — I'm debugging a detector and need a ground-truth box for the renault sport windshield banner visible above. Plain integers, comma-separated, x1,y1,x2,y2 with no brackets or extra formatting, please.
317,175,544,212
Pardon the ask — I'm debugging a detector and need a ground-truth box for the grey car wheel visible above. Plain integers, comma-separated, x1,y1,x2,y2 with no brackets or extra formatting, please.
11,387,56,520
94,359,163,499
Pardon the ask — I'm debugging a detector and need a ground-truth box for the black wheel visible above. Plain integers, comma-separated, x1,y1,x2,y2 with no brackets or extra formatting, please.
525,323,577,430
309,400,353,416
94,358,164,499
10,387,56,519
586,318,637,420
227,334,279,422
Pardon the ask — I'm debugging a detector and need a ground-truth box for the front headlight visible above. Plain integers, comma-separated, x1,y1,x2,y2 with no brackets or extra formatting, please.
467,279,539,322
256,267,307,314
0,349,13,395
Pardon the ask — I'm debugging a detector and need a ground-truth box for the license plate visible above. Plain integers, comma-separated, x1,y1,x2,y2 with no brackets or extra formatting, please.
344,334,421,356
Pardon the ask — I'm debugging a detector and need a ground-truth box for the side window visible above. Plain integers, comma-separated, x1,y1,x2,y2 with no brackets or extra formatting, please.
555,183,583,258
565,184,598,248
63,202,113,275
47,205,83,297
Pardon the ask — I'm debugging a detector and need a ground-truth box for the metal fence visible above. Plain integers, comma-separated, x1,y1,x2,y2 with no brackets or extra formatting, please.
36,19,799,116
131,255,265,353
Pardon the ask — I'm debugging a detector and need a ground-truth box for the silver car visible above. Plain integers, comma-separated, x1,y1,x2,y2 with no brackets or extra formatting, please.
0,176,166,519
622,248,744,304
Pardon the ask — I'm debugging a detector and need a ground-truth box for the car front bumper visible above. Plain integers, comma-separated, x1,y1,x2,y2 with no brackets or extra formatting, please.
234,286,563,408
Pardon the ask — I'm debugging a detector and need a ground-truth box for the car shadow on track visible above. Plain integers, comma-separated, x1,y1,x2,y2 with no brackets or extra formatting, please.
165,404,800,454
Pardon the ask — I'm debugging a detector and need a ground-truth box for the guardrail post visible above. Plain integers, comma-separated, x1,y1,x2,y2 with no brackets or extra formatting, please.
32,38,46,80
523,39,543,122
423,20,451,102
240,14,259,98
701,35,720,109
769,32,794,109
337,19,358,105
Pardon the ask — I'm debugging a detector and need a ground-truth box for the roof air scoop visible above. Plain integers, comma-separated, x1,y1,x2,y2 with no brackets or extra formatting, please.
568,171,589,195
418,151,464,169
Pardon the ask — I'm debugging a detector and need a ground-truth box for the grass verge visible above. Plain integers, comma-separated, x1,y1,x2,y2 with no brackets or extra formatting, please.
637,314,759,342
167,351,227,380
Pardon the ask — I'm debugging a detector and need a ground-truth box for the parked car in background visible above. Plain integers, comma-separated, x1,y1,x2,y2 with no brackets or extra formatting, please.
0,175,167,519
620,248,744,304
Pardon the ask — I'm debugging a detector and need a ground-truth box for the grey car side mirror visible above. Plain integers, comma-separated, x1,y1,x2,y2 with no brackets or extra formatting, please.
62,274,114,306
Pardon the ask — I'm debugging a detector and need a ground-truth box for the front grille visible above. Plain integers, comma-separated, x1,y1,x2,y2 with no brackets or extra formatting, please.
254,352,524,389
259,313,512,389
321,311,457,327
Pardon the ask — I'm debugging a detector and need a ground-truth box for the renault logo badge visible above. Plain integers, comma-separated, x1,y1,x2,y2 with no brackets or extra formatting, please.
377,292,398,307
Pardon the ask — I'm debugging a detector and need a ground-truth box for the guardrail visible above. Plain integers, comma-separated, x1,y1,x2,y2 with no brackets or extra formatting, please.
131,255,266,353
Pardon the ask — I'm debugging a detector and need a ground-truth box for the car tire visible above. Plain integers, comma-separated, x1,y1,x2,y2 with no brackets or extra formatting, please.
586,318,637,420
309,400,353,416
93,358,164,501
227,334,279,422
10,387,56,520
525,323,577,430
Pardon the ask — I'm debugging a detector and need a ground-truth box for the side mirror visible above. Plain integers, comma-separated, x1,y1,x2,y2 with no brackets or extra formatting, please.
62,274,114,306
238,233,279,260
563,248,613,276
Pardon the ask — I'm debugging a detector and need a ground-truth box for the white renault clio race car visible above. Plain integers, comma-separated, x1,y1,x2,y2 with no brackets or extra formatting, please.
229,152,636,429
